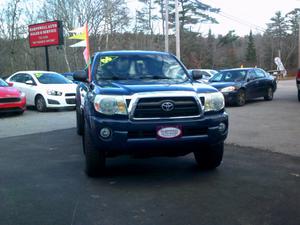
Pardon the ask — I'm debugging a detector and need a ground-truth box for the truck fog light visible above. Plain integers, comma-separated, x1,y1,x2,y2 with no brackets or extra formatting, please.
218,123,226,133
100,128,111,139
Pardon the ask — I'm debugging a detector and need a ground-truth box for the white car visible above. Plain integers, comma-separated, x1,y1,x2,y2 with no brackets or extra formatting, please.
6,71,77,112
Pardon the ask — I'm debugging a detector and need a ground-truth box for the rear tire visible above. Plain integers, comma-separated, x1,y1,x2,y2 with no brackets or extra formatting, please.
194,142,224,169
264,87,274,101
35,95,47,112
83,120,106,177
236,89,246,106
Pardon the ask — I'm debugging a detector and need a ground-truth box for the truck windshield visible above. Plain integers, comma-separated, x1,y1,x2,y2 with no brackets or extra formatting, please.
95,54,188,81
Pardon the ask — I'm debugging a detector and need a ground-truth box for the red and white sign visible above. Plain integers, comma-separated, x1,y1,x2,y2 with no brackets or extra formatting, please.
28,21,63,48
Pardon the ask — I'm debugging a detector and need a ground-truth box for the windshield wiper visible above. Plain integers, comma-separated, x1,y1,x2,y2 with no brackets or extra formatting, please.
100,76,123,80
150,75,169,79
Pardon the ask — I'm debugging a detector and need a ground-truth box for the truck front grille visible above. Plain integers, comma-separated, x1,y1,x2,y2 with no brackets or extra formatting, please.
133,97,200,119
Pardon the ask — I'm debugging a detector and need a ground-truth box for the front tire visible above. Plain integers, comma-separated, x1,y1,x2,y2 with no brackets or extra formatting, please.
236,89,246,106
83,120,106,177
35,95,47,112
194,142,224,169
264,87,274,101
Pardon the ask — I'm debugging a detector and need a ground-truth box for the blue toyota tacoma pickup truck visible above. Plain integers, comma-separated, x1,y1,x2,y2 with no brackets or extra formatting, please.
74,50,228,176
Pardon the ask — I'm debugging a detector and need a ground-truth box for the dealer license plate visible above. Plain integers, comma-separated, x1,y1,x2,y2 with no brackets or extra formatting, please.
156,126,182,139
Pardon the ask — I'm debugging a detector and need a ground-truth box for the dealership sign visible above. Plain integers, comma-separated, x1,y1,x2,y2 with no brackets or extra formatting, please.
28,21,63,48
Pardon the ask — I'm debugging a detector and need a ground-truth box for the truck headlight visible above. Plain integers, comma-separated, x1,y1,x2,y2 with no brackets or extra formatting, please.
220,86,236,93
47,90,62,96
94,95,127,115
199,92,224,112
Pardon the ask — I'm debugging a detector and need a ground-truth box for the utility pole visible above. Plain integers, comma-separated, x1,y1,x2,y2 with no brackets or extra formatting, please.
164,0,169,52
175,0,180,59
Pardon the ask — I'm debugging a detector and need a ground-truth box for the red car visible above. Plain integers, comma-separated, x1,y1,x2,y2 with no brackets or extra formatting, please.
0,78,26,114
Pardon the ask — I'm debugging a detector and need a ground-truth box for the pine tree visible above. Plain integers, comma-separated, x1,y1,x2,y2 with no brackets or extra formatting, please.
286,9,300,36
266,11,289,53
135,0,159,34
168,0,219,32
217,30,239,67
245,30,257,66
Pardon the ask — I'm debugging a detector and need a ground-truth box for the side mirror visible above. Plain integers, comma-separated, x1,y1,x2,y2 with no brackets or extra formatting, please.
8,82,13,87
191,70,203,80
25,80,34,85
73,70,88,82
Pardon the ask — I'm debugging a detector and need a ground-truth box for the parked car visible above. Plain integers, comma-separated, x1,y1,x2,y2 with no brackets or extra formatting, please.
297,69,300,102
73,50,228,176
6,71,77,112
208,68,277,106
188,69,218,81
0,78,26,114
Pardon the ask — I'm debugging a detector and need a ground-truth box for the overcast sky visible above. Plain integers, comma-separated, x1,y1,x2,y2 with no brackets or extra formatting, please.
1,0,299,36
128,0,300,36
200,0,300,36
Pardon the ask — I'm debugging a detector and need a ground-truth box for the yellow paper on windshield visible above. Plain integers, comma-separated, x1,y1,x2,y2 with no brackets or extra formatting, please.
100,56,117,64
34,73,43,78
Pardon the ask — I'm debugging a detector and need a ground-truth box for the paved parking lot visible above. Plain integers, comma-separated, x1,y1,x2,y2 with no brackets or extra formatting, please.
1,80,299,156
0,79,299,225
0,129,299,225
0,108,75,138
226,79,300,157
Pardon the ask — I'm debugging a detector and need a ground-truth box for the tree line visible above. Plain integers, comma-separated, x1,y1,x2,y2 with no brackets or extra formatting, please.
0,0,299,76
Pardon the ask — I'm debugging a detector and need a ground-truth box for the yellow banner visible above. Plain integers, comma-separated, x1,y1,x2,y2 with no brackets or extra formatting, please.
68,33,86,40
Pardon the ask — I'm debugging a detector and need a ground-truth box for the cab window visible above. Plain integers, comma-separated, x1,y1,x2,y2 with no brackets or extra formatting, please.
10,74,24,83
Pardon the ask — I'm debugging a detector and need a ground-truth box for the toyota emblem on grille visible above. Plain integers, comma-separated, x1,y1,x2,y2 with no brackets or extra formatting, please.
161,101,174,112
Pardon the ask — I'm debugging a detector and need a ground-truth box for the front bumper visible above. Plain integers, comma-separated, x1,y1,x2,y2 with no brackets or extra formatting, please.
46,95,76,108
221,91,239,104
86,112,228,155
0,97,26,113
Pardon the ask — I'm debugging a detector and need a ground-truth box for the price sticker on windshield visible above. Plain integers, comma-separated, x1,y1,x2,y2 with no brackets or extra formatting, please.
100,56,118,64
34,73,43,78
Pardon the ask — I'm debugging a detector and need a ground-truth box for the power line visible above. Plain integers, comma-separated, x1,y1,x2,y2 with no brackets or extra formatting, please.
218,11,266,33
200,0,267,33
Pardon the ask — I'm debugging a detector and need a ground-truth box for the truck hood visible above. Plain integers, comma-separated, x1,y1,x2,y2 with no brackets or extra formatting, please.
93,80,217,95
0,87,21,98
